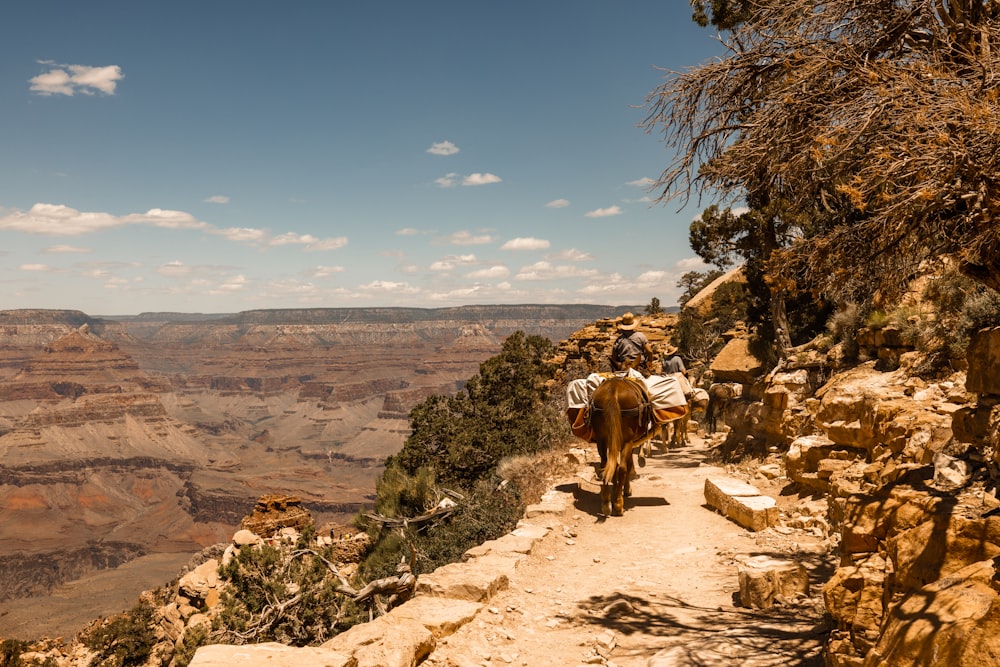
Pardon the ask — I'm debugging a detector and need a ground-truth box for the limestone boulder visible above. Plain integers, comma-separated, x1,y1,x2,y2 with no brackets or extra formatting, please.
888,515,1000,591
865,559,1000,667
321,613,435,667
830,487,941,555
736,555,810,609
823,553,889,634
190,643,353,667
709,337,765,384
177,559,219,602
239,494,313,538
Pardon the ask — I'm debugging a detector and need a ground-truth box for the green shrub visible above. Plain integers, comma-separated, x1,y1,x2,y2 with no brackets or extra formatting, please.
214,541,355,645
1,640,27,667
357,330,568,597
171,624,209,667
80,601,157,667
865,310,889,330
915,269,1000,375
388,332,562,488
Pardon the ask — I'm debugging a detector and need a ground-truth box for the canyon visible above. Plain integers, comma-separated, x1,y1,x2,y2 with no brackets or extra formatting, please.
0,305,633,638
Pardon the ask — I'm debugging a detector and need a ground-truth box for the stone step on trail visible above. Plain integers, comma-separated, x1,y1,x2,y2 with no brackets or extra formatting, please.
703,475,779,531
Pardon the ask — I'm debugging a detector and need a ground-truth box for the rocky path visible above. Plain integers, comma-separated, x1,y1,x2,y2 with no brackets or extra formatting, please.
423,437,831,667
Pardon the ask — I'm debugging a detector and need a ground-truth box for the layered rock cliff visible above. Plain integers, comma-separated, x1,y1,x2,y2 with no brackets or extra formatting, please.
0,305,631,631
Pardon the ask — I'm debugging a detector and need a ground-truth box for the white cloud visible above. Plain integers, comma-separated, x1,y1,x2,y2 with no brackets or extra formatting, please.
446,230,496,246
269,233,348,251
129,208,208,229
676,256,711,271
435,172,502,188
157,260,190,277
427,286,484,301
311,265,345,278
436,173,459,188
427,141,460,156
396,227,420,236
501,237,550,251
359,279,420,294
578,273,629,294
0,203,212,236
216,227,268,243
546,248,593,262
213,275,248,293
305,237,348,251
545,199,570,208
627,177,655,187
467,265,510,279
264,279,319,298
430,254,478,271
463,173,502,186
636,270,670,285
584,205,623,218
30,62,124,96
1,203,123,234
44,244,90,254
514,261,600,281
19,263,51,272
205,195,230,204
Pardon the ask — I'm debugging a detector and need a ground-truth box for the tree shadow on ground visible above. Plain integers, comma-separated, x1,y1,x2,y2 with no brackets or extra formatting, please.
563,591,828,666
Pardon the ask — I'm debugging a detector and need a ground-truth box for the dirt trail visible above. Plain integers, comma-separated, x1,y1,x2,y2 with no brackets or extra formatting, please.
424,436,832,667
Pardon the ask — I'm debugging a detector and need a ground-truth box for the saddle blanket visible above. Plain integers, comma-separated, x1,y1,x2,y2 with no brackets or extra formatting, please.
565,369,688,441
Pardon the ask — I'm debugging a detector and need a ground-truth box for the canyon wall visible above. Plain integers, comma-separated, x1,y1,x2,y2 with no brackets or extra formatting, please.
0,305,630,634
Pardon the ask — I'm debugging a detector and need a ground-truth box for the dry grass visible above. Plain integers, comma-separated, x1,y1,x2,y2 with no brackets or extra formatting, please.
497,442,582,506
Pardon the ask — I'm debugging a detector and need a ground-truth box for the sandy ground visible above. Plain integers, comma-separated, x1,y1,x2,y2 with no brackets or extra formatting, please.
423,435,834,667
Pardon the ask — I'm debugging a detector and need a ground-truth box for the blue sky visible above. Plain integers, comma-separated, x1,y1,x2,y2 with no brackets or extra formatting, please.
1,2,724,315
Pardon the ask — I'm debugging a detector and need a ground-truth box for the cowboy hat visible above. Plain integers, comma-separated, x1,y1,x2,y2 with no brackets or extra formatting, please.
618,312,637,330
662,343,678,356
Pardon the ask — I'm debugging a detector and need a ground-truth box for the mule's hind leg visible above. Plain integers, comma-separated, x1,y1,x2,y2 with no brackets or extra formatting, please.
623,449,636,499
600,481,612,516
611,467,626,516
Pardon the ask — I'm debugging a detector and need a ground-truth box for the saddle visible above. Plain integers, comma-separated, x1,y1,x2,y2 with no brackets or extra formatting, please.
567,374,653,442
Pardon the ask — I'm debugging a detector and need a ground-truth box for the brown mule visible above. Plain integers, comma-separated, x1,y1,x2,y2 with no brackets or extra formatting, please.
589,377,657,516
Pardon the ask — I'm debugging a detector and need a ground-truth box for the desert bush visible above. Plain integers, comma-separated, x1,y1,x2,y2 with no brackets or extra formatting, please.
389,331,563,488
0,640,26,667
171,624,209,667
213,541,354,645
826,303,862,359
80,601,157,667
496,446,578,506
358,474,523,583
914,270,1000,375
865,310,889,330
357,331,570,594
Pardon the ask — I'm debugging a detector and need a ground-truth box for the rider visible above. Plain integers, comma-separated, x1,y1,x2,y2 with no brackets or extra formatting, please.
661,344,686,375
610,312,655,374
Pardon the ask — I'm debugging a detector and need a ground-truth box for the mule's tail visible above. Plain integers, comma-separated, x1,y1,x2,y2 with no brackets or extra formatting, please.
602,390,624,486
